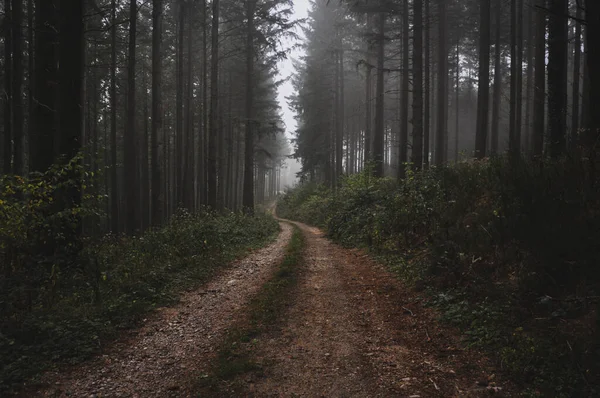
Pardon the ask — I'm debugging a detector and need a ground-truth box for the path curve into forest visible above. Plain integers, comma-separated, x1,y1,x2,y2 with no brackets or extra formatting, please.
28,223,293,398
244,220,512,398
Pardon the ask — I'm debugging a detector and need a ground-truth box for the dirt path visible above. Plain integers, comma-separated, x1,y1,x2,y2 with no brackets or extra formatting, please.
28,223,293,398
247,221,512,397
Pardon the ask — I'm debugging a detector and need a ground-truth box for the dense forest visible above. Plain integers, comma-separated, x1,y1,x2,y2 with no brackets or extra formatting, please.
291,0,599,181
278,0,600,396
2,0,600,396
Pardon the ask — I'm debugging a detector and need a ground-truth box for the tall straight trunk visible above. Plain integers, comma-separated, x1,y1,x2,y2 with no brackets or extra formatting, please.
26,0,33,171
570,5,582,151
4,0,12,173
336,45,344,181
412,0,423,170
11,0,23,174
399,1,409,175
151,0,164,226
199,0,208,206
183,8,194,211
125,0,138,233
524,0,534,153
364,14,373,167
373,12,385,178
242,0,256,212
31,0,56,172
424,0,431,167
532,0,545,157
434,0,447,166
509,0,520,159
176,1,184,206
547,0,568,157
208,0,219,208
475,0,491,158
515,0,524,156
491,0,502,155
141,67,150,230
57,0,83,169
455,37,459,161
585,0,600,144
110,0,119,232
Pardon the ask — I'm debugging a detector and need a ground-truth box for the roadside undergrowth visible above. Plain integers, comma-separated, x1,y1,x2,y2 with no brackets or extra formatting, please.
197,224,304,395
278,156,600,397
0,210,279,395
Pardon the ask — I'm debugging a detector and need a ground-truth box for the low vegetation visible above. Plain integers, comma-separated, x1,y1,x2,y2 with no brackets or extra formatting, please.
278,157,600,397
199,224,304,394
0,167,279,394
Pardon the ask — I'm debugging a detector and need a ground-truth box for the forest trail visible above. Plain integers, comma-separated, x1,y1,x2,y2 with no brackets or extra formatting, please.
29,220,513,398
28,224,293,398
243,221,512,398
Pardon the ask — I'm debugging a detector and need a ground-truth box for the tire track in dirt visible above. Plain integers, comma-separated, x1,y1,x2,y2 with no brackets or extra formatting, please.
247,221,514,397
28,223,292,398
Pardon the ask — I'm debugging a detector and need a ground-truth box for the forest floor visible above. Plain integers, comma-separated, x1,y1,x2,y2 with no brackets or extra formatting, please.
27,220,516,397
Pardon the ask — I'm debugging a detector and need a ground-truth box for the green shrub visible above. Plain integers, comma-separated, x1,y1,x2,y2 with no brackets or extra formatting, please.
280,156,600,396
0,170,279,396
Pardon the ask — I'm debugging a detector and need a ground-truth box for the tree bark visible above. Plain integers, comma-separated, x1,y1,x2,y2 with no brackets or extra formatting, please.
475,0,491,159
491,0,503,156
372,11,385,178
424,0,430,167
242,0,257,212
208,0,219,208
412,0,423,171
11,0,23,174
434,0,447,166
547,0,568,158
31,0,57,172
570,4,582,151
399,1,409,175
532,0,545,157
125,0,138,233
4,0,12,173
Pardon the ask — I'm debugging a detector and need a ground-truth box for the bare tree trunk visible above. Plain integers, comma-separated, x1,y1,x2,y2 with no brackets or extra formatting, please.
110,0,119,232
31,0,57,173
175,1,184,206
125,0,138,233
570,4,582,151
412,0,423,171
547,0,568,157
151,0,164,226
475,0,490,158
183,6,194,211
4,0,12,173
208,0,219,208
434,0,447,166
399,1,409,175
11,0,23,174
491,0,503,155
373,12,385,178
424,0,431,167
532,0,545,157
242,0,257,212
364,14,373,167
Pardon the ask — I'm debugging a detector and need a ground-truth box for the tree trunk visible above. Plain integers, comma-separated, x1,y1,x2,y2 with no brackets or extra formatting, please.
208,0,219,208
31,0,57,172
125,0,138,233
364,14,373,167
372,12,385,178
183,5,194,211
547,0,567,158
424,0,430,167
532,0,545,157
412,0,423,171
491,0,503,156
4,0,12,173
570,4,582,151
11,0,23,174
585,0,600,140
509,0,520,159
175,1,184,206
475,0,491,158
242,0,257,212
151,0,164,227
399,1,409,175
434,0,447,166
